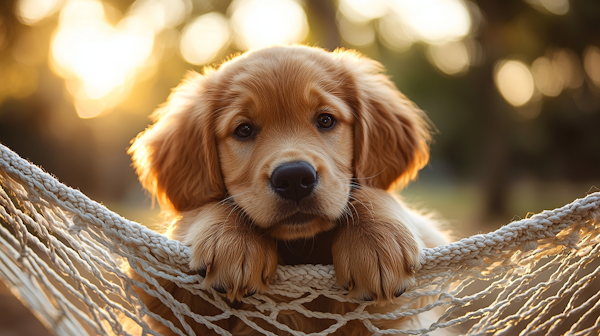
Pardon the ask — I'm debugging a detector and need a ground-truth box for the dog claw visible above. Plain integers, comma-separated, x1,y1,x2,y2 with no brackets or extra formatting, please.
361,294,373,301
345,279,354,292
212,284,227,294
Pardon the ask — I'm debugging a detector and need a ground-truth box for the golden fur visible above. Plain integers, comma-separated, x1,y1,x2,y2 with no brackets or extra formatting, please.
128,45,449,335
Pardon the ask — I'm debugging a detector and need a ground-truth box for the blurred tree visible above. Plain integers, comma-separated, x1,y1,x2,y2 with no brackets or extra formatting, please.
305,0,340,50
467,0,600,220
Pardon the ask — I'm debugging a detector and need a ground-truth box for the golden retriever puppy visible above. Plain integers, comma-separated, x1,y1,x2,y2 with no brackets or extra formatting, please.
128,45,449,335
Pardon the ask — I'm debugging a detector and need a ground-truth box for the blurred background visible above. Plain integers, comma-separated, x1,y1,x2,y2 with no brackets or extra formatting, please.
0,0,600,333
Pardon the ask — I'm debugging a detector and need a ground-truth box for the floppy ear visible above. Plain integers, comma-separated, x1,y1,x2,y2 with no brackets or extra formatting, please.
338,51,431,191
128,71,225,212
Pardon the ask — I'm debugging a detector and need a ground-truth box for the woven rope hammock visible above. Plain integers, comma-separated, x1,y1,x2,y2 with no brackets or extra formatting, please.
1,143,600,336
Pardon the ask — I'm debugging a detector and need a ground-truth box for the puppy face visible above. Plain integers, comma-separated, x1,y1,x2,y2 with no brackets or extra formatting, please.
129,46,430,240
212,48,358,240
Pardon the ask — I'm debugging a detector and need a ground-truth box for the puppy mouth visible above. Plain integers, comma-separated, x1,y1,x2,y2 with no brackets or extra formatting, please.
277,212,318,226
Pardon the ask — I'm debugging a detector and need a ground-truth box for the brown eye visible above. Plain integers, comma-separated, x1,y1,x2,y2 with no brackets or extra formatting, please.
317,113,335,129
235,123,254,138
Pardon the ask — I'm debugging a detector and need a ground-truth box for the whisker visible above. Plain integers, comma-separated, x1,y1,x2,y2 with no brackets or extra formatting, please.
209,190,252,213
349,195,374,222
351,188,375,211
342,205,353,228
346,198,361,224
337,168,390,183
308,235,316,259
356,186,387,205
215,199,240,217
223,204,240,226
329,192,356,227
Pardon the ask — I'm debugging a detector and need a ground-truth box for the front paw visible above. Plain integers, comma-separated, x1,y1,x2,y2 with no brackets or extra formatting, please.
332,221,419,304
189,226,278,301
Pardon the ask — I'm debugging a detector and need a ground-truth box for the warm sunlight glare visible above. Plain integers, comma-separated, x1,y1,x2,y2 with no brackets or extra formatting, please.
584,45,600,89
377,12,413,51
494,60,535,107
390,0,471,44
339,0,388,23
50,0,180,118
180,13,230,65
15,0,63,25
229,0,308,50
426,40,470,75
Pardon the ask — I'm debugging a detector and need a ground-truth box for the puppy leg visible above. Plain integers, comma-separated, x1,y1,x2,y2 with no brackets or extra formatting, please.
127,201,278,335
332,186,421,303
179,202,279,302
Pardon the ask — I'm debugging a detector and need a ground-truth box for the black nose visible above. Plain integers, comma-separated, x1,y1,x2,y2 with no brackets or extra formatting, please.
270,161,317,202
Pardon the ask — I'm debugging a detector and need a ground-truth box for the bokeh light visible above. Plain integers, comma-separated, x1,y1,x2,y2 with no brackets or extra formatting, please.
526,0,570,15
15,0,63,25
554,48,584,89
337,0,472,53
541,0,570,15
426,40,470,75
338,16,375,47
180,13,230,65
229,0,308,50
583,45,600,89
49,0,189,118
128,0,191,34
339,0,388,23
15,0,480,117
494,59,535,107
532,56,563,97
390,0,471,44
377,12,413,52
532,49,584,97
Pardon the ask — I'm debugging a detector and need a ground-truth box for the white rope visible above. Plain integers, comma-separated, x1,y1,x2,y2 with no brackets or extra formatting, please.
1,143,599,335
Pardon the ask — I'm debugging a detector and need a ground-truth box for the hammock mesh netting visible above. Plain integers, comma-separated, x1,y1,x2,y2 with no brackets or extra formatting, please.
1,143,600,336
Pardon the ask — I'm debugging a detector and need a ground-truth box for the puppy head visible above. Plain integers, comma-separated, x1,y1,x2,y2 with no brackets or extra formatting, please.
129,46,430,240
